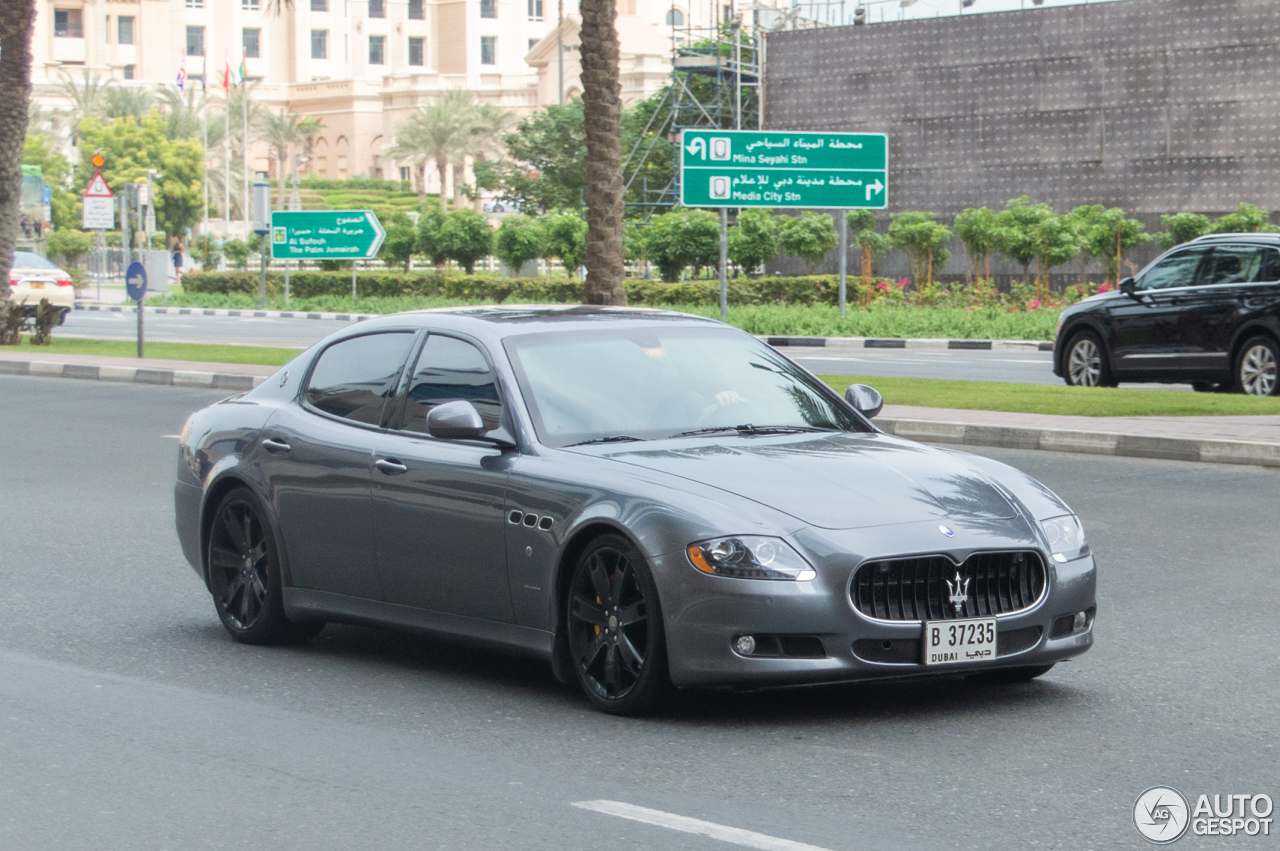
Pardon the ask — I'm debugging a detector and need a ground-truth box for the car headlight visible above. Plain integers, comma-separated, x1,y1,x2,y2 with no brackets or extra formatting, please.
1041,514,1088,563
686,535,816,581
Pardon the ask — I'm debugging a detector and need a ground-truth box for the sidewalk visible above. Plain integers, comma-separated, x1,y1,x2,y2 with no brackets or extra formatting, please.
2,350,1277,468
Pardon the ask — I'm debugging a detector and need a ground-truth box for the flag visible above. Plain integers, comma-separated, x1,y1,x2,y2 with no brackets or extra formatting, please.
237,54,247,86
222,54,232,90
176,63,186,91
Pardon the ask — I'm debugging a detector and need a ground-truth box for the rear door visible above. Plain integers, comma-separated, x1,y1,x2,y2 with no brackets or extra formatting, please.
1175,245,1268,375
1108,247,1209,377
371,333,515,621
259,331,417,599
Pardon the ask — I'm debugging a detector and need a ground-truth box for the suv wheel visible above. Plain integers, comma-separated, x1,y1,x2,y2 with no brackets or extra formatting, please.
1064,331,1115,388
1236,336,1279,396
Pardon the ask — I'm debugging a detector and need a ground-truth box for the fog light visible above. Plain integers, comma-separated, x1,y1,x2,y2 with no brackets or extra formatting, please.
1073,611,1088,632
735,635,756,656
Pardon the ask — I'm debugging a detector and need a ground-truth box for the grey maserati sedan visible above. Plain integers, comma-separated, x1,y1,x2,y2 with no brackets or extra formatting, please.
174,307,1096,714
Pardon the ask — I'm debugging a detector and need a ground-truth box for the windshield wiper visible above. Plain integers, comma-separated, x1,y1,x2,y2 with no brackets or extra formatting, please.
566,435,647,447
669,424,838,439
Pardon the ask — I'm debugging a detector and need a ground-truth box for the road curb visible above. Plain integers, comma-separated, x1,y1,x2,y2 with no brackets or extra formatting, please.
877,417,1280,469
75,303,376,323
0,358,265,391
764,335,1054,352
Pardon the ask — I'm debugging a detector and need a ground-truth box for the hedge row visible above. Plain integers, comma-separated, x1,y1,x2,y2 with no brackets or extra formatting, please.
183,271,886,307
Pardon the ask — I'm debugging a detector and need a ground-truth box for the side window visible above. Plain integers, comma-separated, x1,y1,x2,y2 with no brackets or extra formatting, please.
400,335,503,434
1136,249,1206,291
1260,248,1280,282
304,332,415,425
1199,246,1265,286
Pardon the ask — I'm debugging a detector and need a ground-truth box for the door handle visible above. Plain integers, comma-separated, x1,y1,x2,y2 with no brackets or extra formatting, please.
375,458,408,475
262,437,292,454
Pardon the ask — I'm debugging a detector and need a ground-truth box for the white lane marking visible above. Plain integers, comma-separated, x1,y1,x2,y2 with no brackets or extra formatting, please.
571,800,837,851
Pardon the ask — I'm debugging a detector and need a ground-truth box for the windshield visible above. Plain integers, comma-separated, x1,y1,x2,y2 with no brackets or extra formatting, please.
503,326,865,448
12,251,58,270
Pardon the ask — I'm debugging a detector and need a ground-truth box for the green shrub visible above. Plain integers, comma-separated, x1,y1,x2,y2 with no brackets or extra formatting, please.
494,214,545,273
439,208,494,274
777,212,839,275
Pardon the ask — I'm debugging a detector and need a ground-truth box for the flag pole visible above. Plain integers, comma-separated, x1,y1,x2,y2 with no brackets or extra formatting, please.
223,54,230,229
241,60,249,241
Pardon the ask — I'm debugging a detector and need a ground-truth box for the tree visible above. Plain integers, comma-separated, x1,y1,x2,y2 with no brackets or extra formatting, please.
1073,205,1148,286
416,205,449,268
257,108,307,209
579,0,627,304
727,208,778,275
222,238,252,271
156,84,207,141
847,209,889,303
542,211,589,277
1210,202,1276,235
386,90,479,208
24,134,76,230
438,208,493,274
103,87,155,123
379,214,418,271
52,69,112,144
46,229,92,269
1030,214,1082,298
953,206,998,282
642,208,720,282
777,212,838,275
0,0,36,303
475,101,586,214
494,214,545,274
76,113,205,238
993,196,1053,282
1156,212,1211,251
888,211,951,287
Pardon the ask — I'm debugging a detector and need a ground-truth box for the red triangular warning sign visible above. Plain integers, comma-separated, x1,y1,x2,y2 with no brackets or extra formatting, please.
84,172,113,197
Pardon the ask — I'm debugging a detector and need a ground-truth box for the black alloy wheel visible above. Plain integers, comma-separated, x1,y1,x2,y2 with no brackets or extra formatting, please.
566,534,672,715
1064,331,1115,388
207,488,322,645
1235,336,1279,397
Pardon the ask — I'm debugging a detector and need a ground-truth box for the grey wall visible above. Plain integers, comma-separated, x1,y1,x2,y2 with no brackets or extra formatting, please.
763,0,1280,221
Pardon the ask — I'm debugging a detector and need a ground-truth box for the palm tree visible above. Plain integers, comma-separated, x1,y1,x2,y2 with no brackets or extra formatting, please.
578,0,627,304
466,101,514,209
157,84,207,140
385,117,433,203
103,87,156,122
53,69,113,143
257,108,307,208
0,0,36,304
387,90,478,209
298,116,325,175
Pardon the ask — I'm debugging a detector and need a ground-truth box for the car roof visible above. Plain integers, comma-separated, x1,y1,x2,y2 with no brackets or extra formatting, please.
349,305,725,340
1188,233,1280,246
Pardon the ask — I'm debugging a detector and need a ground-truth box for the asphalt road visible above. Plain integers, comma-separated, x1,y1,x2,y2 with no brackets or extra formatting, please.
3,375,1275,850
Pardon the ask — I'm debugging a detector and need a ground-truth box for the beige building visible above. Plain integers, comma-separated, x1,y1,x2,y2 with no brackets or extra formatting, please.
29,0,748,214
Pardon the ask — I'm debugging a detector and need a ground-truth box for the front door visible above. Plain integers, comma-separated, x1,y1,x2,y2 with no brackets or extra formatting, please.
372,333,515,622
259,331,417,599
1108,246,1209,378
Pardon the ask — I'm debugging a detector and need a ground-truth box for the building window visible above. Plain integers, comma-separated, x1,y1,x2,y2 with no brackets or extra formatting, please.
311,29,328,59
480,35,496,65
118,15,134,45
665,7,683,25
408,0,424,19
243,28,261,58
54,9,84,38
369,35,385,65
186,26,205,56
185,0,204,7
311,0,328,9
242,0,260,8
481,0,497,17
408,37,424,66
369,0,385,17
123,65,135,80
528,0,543,19
528,38,538,51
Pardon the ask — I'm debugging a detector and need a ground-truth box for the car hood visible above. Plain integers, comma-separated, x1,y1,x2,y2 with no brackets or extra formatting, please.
596,432,1019,530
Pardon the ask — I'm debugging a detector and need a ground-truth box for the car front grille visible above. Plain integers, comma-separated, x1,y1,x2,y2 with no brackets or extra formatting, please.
851,551,1046,622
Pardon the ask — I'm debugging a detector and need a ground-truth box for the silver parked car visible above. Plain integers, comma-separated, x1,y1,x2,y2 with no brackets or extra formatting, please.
174,307,1096,714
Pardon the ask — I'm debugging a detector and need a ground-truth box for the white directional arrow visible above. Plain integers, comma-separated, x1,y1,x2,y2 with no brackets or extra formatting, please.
866,179,884,201
685,137,706,160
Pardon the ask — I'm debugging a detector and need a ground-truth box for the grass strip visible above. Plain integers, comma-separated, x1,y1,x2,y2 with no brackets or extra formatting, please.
817,374,1280,417
7,337,298,366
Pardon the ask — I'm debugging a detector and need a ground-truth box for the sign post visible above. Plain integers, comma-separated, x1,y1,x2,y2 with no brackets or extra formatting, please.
270,210,386,300
680,130,888,320
126,260,147,358
83,172,115,302
252,181,272,308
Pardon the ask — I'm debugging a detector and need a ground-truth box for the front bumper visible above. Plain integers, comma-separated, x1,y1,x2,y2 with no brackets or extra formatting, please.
657,528,1096,689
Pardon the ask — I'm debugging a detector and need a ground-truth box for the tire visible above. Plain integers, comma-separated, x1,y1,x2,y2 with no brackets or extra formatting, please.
970,664,1055,684
565,534,673,716
1063,331,1115,388
1234,336,1279,397
1191,381,1219,393
206,487,323,645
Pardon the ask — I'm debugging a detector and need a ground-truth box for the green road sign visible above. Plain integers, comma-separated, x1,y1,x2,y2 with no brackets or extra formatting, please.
270,210,386,259
680,130,888,209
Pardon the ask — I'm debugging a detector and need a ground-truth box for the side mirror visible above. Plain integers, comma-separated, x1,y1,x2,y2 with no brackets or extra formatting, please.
844,383,884,419
1119,277,1137,296
426,400,487,440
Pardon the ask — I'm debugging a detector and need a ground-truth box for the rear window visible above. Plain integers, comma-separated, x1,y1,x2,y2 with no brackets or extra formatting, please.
12,252,58,270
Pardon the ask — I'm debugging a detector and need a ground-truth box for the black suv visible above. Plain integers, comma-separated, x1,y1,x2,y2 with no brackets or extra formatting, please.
1054,234,1280,396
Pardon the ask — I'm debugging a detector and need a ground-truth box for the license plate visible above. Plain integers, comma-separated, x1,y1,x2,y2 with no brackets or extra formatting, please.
923,618,997,665
29,282,44,289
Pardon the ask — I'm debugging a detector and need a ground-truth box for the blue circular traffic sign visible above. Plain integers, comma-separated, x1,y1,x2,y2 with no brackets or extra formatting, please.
126,261,147,301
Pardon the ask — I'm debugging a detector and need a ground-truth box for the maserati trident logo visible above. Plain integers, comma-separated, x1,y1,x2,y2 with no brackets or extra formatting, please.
938,524,955,537
946,571,970,615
